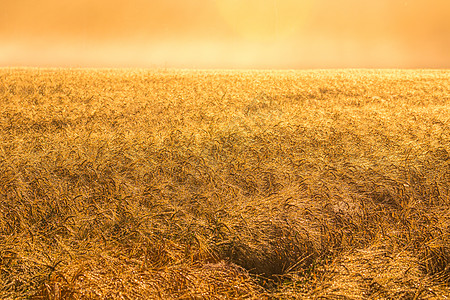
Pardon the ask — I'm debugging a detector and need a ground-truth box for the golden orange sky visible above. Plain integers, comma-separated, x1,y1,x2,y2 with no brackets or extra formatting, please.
0,0,449,68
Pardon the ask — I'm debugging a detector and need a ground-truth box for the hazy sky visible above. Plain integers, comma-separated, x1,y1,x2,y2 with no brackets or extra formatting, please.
0,0,449,68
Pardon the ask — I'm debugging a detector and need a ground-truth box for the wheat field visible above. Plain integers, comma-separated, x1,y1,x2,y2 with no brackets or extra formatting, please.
0,68,449,299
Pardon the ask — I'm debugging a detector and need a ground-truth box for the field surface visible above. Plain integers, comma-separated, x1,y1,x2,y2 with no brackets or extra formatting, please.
0,68,449,299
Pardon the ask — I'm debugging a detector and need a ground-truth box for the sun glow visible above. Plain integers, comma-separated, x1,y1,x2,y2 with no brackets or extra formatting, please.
0,0,448,68
215,0,313,41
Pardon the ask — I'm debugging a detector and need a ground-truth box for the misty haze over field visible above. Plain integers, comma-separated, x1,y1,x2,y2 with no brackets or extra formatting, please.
0,0,449,68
